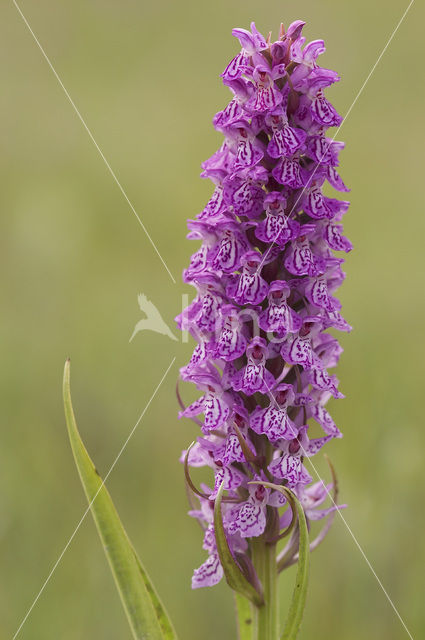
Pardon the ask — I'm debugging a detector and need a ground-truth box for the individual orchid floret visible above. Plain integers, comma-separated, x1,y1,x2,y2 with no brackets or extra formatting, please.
249,384,299,442
226,483,269,538
272,154,305,188
259,281,302,335
213,304,247,361
211,222,250,273
298,480,345,521
254,192,300,247
179,369,232,433
284,225,320,276
244,61,286,113
222,23,267,82
281,317,324,370
231,336,275,395
224,119,265,171
222,165,268,218
266,108,307,158
226,251,269,305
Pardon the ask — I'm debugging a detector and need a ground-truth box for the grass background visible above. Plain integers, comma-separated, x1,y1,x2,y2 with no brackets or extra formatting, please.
0,1,424,638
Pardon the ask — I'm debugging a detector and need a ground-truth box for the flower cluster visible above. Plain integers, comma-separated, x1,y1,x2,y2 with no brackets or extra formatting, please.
176,20,351,589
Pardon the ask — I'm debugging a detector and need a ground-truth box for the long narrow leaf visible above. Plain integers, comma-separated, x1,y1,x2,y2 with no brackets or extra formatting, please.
249,481,310,640
214,482,264,607
63,359,178,640
280,489,309,640
234,593,256,640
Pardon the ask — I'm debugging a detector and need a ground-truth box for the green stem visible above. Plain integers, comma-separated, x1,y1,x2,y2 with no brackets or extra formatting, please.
251,538,279,640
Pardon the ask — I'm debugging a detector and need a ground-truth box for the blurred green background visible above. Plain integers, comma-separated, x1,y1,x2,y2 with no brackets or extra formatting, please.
1,1,424,638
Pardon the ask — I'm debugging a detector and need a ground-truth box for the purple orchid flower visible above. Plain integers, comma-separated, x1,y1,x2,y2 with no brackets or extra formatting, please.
177,18,350,596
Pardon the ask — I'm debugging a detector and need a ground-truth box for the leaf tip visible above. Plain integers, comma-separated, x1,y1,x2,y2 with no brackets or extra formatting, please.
63,358,71,394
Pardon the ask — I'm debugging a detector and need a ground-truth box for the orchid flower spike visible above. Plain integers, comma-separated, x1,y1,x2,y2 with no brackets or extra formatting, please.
176,18,349,602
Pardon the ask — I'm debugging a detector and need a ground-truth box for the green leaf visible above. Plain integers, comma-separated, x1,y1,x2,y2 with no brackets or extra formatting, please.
234,593,256,640
280,490,309,640
214,482,264,607
63,359,178,640
249,481,310,640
